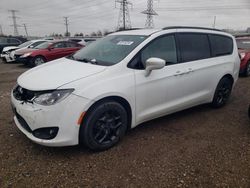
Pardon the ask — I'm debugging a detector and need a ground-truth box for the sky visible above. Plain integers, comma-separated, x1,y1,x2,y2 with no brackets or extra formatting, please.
0,0,249,37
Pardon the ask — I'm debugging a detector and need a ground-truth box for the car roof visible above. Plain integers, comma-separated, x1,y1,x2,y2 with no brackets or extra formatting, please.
111,29,161,36
110,26,228,36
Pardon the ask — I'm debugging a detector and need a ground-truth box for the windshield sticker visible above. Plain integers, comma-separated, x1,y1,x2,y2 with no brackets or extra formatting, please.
117,41,134,46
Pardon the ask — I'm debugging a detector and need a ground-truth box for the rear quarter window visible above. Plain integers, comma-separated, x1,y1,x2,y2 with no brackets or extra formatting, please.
209,35,233,57
178,33,211,62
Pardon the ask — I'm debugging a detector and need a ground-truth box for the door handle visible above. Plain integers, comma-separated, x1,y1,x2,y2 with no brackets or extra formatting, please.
174,68,194,76
187,68,194,73
174,70,186,76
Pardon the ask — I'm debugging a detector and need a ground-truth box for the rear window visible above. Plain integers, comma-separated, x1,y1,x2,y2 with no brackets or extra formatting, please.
209,35,233,57
178,33,211,62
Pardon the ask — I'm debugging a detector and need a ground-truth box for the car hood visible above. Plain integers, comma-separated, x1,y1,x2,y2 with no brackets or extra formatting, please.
15,48,37,55
2,46,19,52
17,58,107,90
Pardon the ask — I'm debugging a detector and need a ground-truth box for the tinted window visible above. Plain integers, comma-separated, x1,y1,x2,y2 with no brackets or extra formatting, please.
209,35,233,56
8,38,20,44
53,42,65,48
70,39,82,43
0,37,7,43
141,35,177,65
65,42,78,48
178,33,210,62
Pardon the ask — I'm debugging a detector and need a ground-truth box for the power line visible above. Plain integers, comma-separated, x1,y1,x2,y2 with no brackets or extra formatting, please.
141,0,158,28
9,9,20,36
115,0,132,30
0,25,3,35
64,17,69,36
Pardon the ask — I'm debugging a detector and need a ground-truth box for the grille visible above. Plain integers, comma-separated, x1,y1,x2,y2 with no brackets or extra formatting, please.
13,85,35,101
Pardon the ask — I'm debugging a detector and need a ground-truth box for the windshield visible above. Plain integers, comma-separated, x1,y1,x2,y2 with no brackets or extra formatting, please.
71,35,147,66
35,41,52,49
236,39,250,49
18,41,33,48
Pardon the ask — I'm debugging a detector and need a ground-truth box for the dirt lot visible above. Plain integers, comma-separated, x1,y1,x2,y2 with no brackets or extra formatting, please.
0,60,250,188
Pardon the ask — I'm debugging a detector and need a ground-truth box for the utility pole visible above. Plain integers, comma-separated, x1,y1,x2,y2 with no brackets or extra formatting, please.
9,10,20,36
64,17,69,37
213,16,216,28
23,24,28,37
141,0,158,28
0,25,3,36
115,0,132,30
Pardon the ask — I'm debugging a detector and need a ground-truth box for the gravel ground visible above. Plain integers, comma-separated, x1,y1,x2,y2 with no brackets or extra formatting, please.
0,60,250,188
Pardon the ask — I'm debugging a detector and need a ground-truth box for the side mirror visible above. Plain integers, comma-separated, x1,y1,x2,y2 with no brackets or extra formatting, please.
145,57,165,77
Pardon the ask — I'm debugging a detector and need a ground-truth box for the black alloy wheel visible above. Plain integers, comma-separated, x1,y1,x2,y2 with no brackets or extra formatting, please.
211,77,233,108
79,100,128,151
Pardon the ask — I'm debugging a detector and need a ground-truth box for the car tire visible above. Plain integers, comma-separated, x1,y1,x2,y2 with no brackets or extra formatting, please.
211,77,233,108
29,56,46,67
244,61,250,77
79,100,128,151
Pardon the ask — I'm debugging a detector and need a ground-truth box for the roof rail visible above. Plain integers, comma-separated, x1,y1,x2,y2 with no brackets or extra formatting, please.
162,26,222,32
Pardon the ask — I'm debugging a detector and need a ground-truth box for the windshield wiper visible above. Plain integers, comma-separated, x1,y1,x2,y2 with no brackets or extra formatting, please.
75,58,99,65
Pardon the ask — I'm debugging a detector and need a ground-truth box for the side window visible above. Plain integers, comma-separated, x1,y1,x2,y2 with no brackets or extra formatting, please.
31,41,46,48
141,35,177,66
53,42,65,48
209,35,233,57
65,42,78,48
0,38,7,43
8,38,20,44
178,33,210,62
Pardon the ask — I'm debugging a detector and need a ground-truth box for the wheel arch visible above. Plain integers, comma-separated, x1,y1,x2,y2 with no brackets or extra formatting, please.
82,96,133,130
33,54,47,62
221,74,234,85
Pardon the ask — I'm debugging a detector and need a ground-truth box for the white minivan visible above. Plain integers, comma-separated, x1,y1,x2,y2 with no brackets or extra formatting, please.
11,27,240,150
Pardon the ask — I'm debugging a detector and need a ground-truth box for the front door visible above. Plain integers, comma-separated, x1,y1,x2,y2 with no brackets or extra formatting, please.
134,34,186,124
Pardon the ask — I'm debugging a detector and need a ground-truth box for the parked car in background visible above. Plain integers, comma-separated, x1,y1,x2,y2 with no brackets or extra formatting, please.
0,36,27,53
0,40,48,63
15,40,83,67
236,37,250,76
68,38,97,46
11,27,240,151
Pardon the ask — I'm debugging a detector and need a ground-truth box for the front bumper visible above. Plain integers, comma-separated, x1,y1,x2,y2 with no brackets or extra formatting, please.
1,53,16,63
15,56,31,64
11,91,91,147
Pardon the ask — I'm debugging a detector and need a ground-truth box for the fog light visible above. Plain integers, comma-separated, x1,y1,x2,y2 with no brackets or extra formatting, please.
33,127,59,140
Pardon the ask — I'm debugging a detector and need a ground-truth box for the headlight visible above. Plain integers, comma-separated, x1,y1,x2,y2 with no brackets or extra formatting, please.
240,52,246,60
21,52,32,58
33,89,74,106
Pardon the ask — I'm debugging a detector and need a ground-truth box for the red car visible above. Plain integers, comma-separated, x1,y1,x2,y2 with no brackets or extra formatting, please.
236,37,250,76
15,40,83,67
